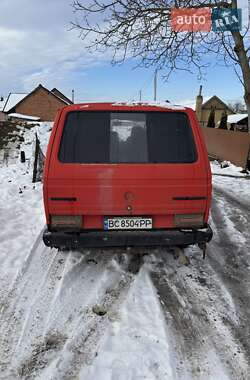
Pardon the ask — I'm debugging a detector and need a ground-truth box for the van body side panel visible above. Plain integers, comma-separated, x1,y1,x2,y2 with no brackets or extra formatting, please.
44,105,211,232
43,108,65,225
187,109,212,222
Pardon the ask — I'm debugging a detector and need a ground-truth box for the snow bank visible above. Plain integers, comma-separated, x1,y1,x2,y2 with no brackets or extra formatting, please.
211,161,250,207
0,122,52,289
0,161,44,287
36,121,53,154
211,160,247,177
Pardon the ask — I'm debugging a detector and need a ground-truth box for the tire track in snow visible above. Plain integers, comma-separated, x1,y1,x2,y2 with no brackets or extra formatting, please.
0,239,141,379
0,238,94,377
206,193,250,365
213,184,250,213
146,187,250,379
213,187,250,237
41,253,143,379
0,235,68,379
47,269,135,380
78,259,176,380
149,250,250,380
150,264,206,380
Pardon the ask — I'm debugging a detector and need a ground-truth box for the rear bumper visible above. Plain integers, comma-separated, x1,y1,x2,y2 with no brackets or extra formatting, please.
43,225,213,249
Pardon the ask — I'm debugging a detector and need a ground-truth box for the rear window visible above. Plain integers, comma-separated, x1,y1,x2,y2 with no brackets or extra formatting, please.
58,111,197,163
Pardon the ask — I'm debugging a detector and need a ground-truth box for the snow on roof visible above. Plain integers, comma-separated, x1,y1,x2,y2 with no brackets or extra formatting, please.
112,101,185,110
227,114,248,124
179,101,196,110
0,100,5,112
178,96,211,111
3,93,28,112
8,113,40,121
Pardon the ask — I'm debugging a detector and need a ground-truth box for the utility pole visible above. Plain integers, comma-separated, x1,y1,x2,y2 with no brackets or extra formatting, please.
139,90,142,102
72,89,75,104
154,69,157,101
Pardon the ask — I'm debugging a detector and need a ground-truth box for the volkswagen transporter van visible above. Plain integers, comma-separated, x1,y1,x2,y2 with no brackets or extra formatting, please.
43,102,213,250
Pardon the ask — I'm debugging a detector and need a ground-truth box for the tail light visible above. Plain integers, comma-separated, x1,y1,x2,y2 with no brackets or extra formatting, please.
50,215,82,230
174,214,204,228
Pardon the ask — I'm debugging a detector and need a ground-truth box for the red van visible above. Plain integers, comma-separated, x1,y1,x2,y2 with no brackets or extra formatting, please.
43,102,212,250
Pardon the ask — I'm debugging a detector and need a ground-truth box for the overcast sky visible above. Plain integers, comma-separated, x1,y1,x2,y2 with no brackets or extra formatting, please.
0,0,249,105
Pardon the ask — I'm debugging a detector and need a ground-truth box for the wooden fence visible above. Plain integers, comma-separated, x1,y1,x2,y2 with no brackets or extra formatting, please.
32,133,45,182
201,127,250,168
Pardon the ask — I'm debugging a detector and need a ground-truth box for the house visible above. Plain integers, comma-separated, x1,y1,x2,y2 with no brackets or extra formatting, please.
195,86,234,127
227,113,248,132
2,84,73,121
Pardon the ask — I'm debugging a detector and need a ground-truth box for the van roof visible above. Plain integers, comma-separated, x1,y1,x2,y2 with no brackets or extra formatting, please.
61,102,190,113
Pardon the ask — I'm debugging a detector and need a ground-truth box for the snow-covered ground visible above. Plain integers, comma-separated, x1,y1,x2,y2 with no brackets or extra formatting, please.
0,124,250,379
211,160,247,177
211,161,250,208
0,122,52,291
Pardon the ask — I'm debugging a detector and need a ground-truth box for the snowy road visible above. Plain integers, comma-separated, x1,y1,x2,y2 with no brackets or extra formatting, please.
0,127,249,379
0,183,250,380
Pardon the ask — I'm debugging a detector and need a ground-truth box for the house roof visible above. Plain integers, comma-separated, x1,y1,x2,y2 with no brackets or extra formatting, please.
178,101,196,110
5,84,71,114
180,96,210,110
227,113,248,124
3,93,28,112
51,88,73,105
202,95,234,113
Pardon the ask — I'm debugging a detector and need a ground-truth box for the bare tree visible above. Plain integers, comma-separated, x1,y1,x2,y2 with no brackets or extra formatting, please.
228,100,247,113
72,0,250,132
219,110,228,128
207,107,216,127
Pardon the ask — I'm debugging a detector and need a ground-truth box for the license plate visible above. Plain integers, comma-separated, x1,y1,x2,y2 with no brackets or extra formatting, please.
104,217,152,230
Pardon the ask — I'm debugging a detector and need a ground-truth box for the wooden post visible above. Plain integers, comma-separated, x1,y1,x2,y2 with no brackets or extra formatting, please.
32,133,39,183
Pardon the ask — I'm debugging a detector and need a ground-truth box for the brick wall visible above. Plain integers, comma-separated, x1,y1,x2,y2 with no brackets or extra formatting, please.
14,87,66,121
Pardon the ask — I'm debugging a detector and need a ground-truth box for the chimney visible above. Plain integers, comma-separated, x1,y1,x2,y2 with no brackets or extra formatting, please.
195,85,203,123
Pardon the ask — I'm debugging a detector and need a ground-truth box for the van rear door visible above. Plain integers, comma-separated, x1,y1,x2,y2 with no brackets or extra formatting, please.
45,107,210,230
